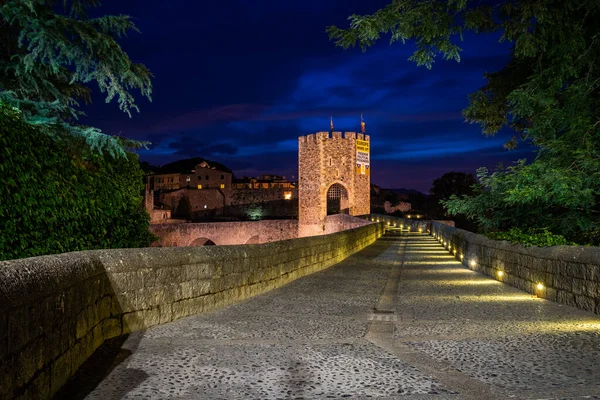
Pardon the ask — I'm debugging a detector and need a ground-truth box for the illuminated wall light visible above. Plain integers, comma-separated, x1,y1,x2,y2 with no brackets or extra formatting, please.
453,249,457,255
536,283,544,290
497,270,504,277
460,254,464,260
470,260,476,267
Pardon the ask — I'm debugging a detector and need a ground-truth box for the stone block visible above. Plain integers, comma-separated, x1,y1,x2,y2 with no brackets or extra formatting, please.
23,367,51,400
15,336,44,389
163,283,182,305
75,306,93,340
191,279,212,297
575,294,596,312
566,262,588,279
71,331,94,373
557,290,576,308
111,293,136,315
582,280,599,298
7,308,30,355
43,327,63,362
50,350,72,395
102,317,122,340
544,287,557,301
97,296,112,321
92,322,104,350
122,308,161,333
180,281,194,299
159,304,173,324
0,314,6,360
572,278,585,295
553,275,572,291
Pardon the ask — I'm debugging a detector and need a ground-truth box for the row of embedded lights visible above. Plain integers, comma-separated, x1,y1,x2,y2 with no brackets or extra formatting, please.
431,231,545,292
369,217,425,232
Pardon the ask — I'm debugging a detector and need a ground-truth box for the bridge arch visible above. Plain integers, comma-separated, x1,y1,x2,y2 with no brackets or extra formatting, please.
189,237,216,246
245,235,260,244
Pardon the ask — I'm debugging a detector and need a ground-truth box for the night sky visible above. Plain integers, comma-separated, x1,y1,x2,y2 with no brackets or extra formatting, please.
84,0,535,193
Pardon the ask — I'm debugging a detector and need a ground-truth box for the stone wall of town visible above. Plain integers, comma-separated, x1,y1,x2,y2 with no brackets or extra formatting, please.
431,221,600,315
298,132,370,237
0,222,384,399
226,187,299,219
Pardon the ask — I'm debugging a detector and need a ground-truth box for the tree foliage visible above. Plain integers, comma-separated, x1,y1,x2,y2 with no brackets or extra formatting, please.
429,172,476,213
0,0,153,157
330,0,600,244
486,227,574,247
0,104,155,261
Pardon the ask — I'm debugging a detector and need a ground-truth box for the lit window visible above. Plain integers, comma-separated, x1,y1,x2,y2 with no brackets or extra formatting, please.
197,184,203,189
284,191,292,200
186,176,191,183
220,183,225,189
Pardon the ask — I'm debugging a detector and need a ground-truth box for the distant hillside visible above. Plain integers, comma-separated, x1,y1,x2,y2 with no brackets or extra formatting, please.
141,157,233,174
389,188,427,196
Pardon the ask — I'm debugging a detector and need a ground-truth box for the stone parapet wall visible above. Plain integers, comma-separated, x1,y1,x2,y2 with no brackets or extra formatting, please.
430,221,600,315
150,220,300,246
0,222,384,399
323,214,372,235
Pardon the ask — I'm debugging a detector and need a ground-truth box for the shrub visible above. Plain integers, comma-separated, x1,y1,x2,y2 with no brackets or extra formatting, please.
486,227,575,247
0,105,155,261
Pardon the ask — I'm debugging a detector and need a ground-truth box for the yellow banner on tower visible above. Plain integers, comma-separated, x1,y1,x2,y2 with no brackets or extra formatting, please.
356,139,370,175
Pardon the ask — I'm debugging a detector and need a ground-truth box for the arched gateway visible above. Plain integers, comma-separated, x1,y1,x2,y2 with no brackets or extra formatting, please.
298,130,370,236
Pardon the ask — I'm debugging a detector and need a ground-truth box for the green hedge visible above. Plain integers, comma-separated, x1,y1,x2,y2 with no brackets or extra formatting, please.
485,227,576,247
0,105,155,261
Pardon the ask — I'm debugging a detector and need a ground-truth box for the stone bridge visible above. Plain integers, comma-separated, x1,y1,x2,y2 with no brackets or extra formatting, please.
149,214,372,247
149,220,299,246
2,216,600,399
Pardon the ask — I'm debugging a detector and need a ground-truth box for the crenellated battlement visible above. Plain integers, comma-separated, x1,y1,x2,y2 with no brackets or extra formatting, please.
298,131,370,145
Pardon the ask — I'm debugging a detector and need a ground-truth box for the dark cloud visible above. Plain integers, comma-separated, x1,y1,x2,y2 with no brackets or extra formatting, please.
80,0,520,190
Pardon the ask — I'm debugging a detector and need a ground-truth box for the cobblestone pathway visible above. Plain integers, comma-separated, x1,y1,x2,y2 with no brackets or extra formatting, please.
67,231,600,399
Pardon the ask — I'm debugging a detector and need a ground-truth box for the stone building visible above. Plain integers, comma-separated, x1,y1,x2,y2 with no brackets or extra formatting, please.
298,131,370,237
147,164,299,221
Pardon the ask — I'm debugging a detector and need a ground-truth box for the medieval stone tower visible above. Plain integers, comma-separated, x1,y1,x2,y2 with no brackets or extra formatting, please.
298,131,370,237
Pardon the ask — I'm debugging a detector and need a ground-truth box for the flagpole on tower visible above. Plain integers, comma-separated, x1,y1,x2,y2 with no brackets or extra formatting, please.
330,116,334,134
360,113,366,133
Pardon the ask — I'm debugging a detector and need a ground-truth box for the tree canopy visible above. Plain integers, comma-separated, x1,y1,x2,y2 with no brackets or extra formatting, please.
329,0,600,244
0,0,153,157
